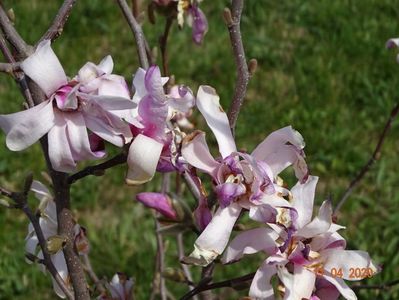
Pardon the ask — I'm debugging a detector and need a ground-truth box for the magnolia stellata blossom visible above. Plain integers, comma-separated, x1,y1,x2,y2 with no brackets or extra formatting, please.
386,37,399,62
181,85,308,266
136,192,178,220
126,66,194,184
98,273,134,300
0,40,136,172
25,180,86,298
223,176,379,300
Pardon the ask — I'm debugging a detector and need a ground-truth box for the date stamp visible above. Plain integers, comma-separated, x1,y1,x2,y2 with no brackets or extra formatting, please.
314,267,374,279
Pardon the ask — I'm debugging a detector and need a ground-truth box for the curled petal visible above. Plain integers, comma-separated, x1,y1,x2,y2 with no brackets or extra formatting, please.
196,85,236,158
215,182,246,208
182,131,219,175
21,40,67,97
136,192,177,220
51,251,70,299
189,6,208,44
1,100,54,151
295,200,332,238
132,68,147,103
97,75,131,99
126,134,163,185
278,265,316,300
183,202,242,266
322,275,357,300
222,227,278,264
97,55,114,75
31,180,52,201
291,176,319,229
249,260,277,300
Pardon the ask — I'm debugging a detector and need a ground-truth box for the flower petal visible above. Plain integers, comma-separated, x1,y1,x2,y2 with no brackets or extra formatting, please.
126,134,163,185
249,260,277,300
3,100,54,151
196,85,236,158
322,275,357,300
295,200,332,238
136,192,177,219
291,176,319,229
222,227,278,263
215,182,246,208
278,265,316,300
21,40,67,97
98,55,114,74
183,202,242,266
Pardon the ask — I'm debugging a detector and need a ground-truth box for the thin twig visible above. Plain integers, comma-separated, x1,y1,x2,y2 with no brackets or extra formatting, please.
0,61,20,72
82,254,106,294
38,0,77,43
132,0,141,19
0,4,29,56
180,271,255,300
177,233,198,300
0,185,75,300
334,103,399,214
224,0,252,135
159,17,173,76
352,279,399,290
68,152,128,184
116,0,149,69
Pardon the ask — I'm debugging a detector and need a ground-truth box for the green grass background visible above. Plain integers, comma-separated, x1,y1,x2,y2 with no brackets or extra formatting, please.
0,0,398,299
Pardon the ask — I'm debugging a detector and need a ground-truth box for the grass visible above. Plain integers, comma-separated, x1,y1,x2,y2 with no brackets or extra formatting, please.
0,0,399,299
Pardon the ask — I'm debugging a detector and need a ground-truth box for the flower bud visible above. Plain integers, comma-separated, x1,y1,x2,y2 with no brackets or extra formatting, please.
136,192,177,220
46,235,67,254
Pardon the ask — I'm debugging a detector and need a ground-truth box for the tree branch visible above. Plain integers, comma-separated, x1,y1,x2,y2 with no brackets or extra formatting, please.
177,233,198,300
334,103,399,214
180,271,255,300
159,17,173,76
352,279,399,290
0,185,75,300
224,0,255,135
68,152,128,184
0,61,20,73
116,0,149,69
0,4,29,56
38,0,77,43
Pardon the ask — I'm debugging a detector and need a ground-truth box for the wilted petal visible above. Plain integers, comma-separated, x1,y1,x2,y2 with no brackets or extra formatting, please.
182,131,219,174
126,134,163,185
215,182,246,208
184,202,242,266
136,192,177,220
249,204,277,223
189,6,208,44
2,100,54,151
109,273,134,300
310,231,346,252
322,249,379,280
314,278,340,300
31,180,52,201
84,114,126,147
168,85,195,113
291,176,319,229
196,85,236,158
21,40,67,97
249,260,277,300
295,200,332,238
322,275,357,300
278,265,316,300
51,251,70,299
222,227,278,263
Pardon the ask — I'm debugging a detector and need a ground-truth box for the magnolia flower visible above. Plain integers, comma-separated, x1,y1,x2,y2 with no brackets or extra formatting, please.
126,66,194,185
181,85,308,266
176,0,208,44
0,40,136,172
136,192,178,220
386,37,399,62
98,273,134,300
223,176,379,300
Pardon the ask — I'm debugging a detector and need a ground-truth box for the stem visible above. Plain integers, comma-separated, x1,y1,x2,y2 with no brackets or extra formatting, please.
177,233,198,300
352,279,399,290
82,254,106,294
224,0,252,135
116,0,149,69
334,103,399,214
38,0,78,43
159,17,173,76
0,61,20,72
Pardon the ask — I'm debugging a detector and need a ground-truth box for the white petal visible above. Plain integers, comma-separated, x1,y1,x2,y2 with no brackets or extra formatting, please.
132,68,147,103
51,252,70,299
21,40,67,97
31,180,52,201
295,200,332,238
89,94,136,110
5,100,54,151
322,275,357,300
196,85,236,158
97,75,131,99
249,260,277,300
291,176,319,229
181,131,219,175
222,227,278,263
84,114,125,147
98,55,114,74
126,134,163,185
184,202,242,266
278,265,316,300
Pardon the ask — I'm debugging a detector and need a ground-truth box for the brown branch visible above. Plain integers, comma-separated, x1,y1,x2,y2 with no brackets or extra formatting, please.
0,185,75,300
68,152,128,184
180,271,255,300
0,4,29,56
224,0,254,135
352,279,399,290
0,61,20,72
38,0,77,43
159,17,173,76
82,254,106,294
116,0,149,69
334,103,399,214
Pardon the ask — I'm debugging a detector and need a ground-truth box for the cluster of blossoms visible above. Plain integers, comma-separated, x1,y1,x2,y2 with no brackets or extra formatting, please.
0,33,379,298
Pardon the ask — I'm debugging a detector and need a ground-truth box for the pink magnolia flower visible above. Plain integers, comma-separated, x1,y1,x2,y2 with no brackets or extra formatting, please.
136,192,178,220
223,176,379,300
126,66,195,185
181,85,308,266
98,273,134,300
26,180,85,298
0,40,136,172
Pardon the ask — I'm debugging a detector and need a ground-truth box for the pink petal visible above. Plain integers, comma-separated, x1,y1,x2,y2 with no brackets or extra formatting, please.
278,265,316,300
3,100,54,151
97,74,131,99
310,231,346,252
295,200,332,238
126,134,163,185
222,227,278,263
291,176,319,229
322,275,357,300
21,40,67,97
196,85,236,158
132,68,147,103
136,192,177,219
249,260,277,300
184,202,242,266
97,55,114,74
181,131,219,174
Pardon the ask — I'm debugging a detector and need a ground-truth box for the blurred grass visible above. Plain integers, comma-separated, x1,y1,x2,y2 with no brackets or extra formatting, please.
0,0,398,299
